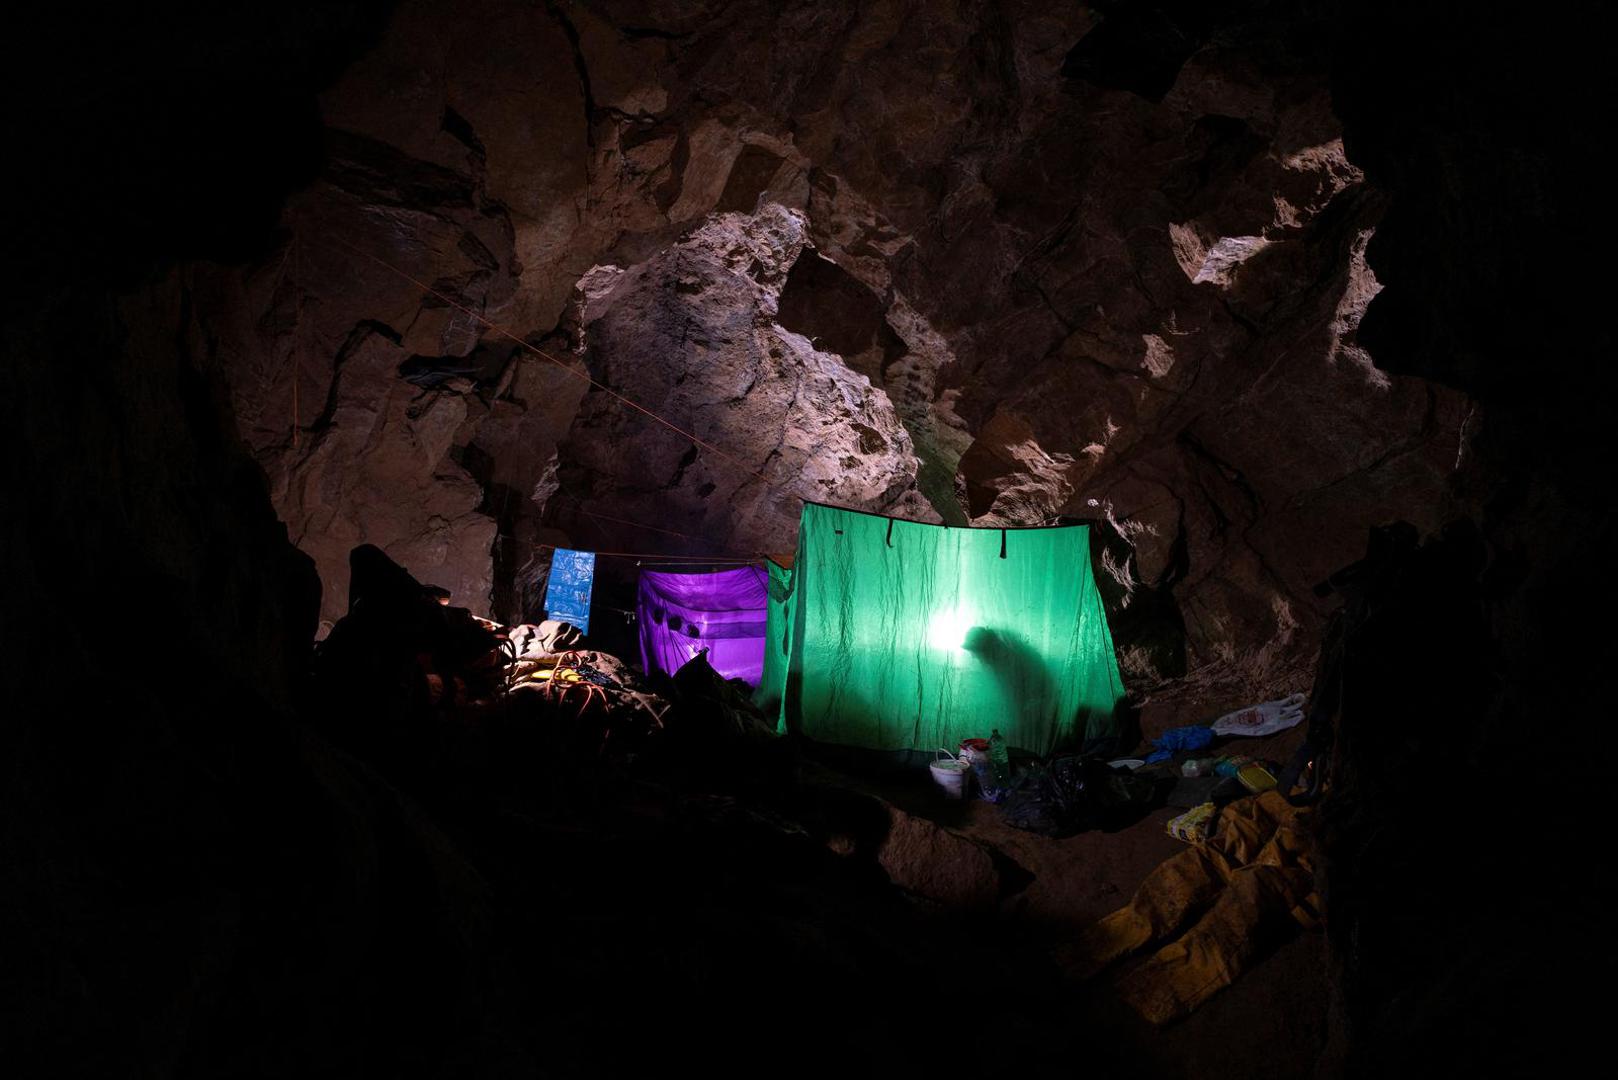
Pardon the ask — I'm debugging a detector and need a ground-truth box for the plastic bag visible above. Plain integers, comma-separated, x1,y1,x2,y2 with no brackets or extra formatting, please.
1000,757,1166,837
1166,802,1217,843
1209,693,1305,738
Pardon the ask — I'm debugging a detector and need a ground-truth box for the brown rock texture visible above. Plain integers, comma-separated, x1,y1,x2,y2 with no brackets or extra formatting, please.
550,205,931,560
199,0,1470,683
15,3,1611,1076
875,800,1003,912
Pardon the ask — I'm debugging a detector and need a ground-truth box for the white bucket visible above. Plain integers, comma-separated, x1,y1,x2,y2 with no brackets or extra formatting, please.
929,750,971,800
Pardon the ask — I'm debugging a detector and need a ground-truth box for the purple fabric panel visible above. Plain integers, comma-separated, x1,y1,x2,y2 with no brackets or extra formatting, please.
636,566,769,685
641,566,769,611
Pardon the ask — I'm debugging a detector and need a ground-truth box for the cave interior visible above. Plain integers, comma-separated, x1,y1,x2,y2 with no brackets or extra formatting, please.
3,2,1612,1077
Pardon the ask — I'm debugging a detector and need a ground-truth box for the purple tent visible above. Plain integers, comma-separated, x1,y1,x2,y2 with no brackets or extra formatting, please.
637,566,769,685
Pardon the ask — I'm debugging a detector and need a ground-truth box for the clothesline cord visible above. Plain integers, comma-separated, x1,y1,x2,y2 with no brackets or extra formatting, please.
574,506,715,543
509,497,758,558
496,534,764,563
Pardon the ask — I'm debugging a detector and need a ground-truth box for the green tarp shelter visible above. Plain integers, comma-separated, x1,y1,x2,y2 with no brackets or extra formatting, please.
757,502,1125,757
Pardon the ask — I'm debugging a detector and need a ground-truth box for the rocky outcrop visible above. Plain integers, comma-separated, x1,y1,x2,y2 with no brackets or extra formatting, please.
199,0,1470,686
875,802,1004,912
549,205,931,561
191,122,524,626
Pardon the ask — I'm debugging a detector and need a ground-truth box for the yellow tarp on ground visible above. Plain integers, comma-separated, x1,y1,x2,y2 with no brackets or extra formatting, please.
1056,790,1321,1025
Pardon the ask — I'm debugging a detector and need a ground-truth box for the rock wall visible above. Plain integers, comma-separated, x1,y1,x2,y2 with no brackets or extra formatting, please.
551,204,932,562
201,0,1470,686
1317,3,1615,1074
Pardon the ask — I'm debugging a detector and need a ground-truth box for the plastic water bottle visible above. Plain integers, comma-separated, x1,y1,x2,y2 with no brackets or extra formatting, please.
988,728,1011,789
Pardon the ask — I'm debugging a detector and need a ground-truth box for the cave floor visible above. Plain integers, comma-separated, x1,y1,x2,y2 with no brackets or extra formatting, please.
431,673,1334,1076
828,716,1333,1080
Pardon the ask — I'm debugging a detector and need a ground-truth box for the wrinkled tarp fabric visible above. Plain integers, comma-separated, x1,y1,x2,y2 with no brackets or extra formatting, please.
1056,790,1321,1025
637,566,769,686
755,503,1125,756
544,549,596,633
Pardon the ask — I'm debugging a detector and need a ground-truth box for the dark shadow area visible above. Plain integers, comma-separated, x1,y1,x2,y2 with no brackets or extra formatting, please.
1324,2,1616,1074
963,624,1060,739
1068,515,1190,686
714,142,789,213
775,250,906,383
1061,1,1218,101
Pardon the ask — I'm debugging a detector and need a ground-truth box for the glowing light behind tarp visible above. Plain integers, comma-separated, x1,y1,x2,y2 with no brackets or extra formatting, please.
927,606,977,654
757,503,1125,755
637,566,769,685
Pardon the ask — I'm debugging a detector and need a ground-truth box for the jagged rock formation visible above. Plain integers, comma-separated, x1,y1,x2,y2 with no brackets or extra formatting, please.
9,2,1612,1076
202,0,1469,685
550,205,932,562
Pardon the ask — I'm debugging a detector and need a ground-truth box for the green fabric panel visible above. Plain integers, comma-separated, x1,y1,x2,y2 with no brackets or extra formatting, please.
778,502,1124,757
757,558,796,735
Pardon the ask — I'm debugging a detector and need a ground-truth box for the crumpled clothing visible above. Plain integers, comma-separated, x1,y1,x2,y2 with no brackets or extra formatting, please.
1143,724,1215,763
508,619,585,661
1055,790,1320,1025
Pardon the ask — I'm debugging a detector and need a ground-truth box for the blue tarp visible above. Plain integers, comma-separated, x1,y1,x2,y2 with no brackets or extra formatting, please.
543,549,597,633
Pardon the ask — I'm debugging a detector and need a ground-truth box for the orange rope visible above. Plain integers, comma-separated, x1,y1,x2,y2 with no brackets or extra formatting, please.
576,507,714,542
327,234,786,492
579,552,760,562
